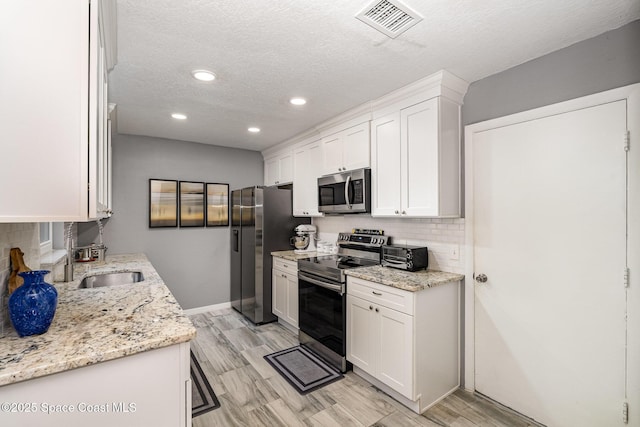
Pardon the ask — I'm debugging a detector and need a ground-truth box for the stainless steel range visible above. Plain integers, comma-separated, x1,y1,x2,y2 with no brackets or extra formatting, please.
297,229,388,372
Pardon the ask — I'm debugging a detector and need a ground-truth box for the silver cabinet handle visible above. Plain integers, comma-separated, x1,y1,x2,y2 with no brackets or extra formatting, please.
475,274,488,283
394,210,399,214
401,210,406,215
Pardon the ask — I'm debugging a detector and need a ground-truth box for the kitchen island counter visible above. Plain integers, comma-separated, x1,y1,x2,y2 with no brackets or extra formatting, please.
345,265,464,292
0,253,195,386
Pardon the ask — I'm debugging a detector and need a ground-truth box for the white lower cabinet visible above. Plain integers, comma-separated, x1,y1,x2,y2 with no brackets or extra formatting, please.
0,342,192,427
272,257,298,328
347,276,460,414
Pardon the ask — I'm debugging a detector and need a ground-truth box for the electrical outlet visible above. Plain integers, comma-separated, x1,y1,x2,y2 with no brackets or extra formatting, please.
450,245,460,260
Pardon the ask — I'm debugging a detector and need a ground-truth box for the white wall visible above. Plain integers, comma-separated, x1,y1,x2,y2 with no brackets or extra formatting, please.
314,216,464,273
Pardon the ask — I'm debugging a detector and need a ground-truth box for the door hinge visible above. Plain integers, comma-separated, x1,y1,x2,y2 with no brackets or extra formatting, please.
623,401,629,424
624,268,630,288
624,131,630,152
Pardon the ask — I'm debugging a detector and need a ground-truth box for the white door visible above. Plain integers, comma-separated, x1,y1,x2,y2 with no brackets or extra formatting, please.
371,112,401,216
472,100,627,426
343,122,370,172
271,270,287,319
401,98,440,216
377,305,413,399
285,273,298,328
321,133,343,175
346,294,376,375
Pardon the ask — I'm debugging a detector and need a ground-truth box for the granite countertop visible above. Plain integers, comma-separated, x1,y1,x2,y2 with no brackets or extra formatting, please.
345,265,464,292
271,250,319,261
0,253,196,387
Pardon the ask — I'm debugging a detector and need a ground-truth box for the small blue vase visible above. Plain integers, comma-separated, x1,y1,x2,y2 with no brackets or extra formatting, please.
8,270,58,337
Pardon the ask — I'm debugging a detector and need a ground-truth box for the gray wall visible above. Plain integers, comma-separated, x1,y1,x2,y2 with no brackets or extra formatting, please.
463,19,640,126
79,134,263,309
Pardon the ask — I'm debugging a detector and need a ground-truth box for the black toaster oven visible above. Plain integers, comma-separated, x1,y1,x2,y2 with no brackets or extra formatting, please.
381,245,428,272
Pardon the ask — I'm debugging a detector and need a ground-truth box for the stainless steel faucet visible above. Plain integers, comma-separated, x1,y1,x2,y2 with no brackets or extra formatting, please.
64,222,74,282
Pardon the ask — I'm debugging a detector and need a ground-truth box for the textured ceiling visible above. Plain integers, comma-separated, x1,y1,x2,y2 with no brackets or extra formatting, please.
110,0,640,151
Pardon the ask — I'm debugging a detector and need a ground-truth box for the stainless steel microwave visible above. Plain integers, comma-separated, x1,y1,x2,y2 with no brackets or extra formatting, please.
318,168,371,214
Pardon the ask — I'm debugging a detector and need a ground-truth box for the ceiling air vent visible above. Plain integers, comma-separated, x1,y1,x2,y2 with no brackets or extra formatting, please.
356,0,423,39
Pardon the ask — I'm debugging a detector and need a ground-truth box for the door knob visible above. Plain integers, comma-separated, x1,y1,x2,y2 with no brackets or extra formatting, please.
475,274,488,283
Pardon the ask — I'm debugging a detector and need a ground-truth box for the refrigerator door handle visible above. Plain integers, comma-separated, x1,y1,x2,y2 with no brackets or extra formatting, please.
233,229,239,252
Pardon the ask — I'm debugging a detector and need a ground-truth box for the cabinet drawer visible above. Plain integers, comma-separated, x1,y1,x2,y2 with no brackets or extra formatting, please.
273,257,298,273
347,277,414,316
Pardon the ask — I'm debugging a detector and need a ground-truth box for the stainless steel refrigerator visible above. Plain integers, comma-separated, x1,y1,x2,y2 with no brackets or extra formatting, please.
230,186,309,324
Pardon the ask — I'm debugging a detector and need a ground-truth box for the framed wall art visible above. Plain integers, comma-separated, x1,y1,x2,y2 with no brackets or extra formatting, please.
149,179,178,228
206,183,229,227
179,181,205,227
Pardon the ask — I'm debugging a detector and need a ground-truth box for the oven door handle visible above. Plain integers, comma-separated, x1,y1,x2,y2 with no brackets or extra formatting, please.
299,272,344,295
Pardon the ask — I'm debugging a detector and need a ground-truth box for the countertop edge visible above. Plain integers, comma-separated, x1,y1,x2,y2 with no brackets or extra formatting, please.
345,266,464,292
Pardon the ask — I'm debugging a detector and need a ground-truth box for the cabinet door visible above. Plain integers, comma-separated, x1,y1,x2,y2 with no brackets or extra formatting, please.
293,141,323,216
342,122,370,172
93,26,110,218
321,133,343,175
265,157,279,186
285,273,299,328
371,113,402,216
272,269,287,318
278,151,294,185
346,294,377,376
377,305,414,399
0,0,90,221
401,98,440,216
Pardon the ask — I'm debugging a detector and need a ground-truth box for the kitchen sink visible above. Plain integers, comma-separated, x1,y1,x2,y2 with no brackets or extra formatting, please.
78,271,145,288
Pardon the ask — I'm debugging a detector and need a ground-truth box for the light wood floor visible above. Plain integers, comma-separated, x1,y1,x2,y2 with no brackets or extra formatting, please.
190,308,542,427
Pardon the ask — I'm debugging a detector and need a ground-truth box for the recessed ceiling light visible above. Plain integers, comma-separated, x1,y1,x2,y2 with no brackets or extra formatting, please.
191,70,216,82
248,127,261,133
171,113,187,120
290,97,307,106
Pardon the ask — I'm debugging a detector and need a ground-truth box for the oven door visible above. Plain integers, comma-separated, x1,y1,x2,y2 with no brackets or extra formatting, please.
298,271,346,367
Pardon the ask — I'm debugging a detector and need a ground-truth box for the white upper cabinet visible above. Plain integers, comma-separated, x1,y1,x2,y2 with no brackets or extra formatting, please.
0,0,116,222
371,96,462,217
264,150,293,186
292,140,323,217
321,122,370,176
370,113,402,216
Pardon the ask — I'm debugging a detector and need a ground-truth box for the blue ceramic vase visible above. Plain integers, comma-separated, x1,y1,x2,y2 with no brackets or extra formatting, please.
8,270,58,337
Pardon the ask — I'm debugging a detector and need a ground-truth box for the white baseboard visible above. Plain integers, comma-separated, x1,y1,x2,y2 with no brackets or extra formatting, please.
183,302,231,316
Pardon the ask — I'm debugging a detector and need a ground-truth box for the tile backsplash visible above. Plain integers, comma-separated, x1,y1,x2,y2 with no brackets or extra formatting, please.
313,215,465,273
0,223,41,336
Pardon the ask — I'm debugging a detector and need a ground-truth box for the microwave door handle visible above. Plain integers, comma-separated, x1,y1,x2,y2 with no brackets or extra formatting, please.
344,175,351,209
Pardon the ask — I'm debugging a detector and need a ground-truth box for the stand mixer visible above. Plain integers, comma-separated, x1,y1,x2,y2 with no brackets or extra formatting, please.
291,224,317,253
